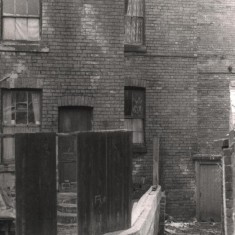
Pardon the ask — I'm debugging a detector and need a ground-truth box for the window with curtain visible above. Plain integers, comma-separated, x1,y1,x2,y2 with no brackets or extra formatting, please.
2,0,40,41
125,0,144,45
2,90,41,162
124,87,145,144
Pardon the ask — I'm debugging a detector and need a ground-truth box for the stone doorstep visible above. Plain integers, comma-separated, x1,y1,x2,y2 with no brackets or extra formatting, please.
57,210,77,224
58,203,77,214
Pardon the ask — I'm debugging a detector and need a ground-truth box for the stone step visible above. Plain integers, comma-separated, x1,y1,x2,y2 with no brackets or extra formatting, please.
58,203,77,214
57,210,77,224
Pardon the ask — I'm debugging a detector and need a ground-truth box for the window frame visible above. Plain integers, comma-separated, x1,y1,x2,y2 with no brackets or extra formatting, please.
124,0,146,51
124,87,146,151
1,0,42,42
1,88,42,164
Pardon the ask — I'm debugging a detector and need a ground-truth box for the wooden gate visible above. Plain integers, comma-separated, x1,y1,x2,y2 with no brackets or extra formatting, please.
58,106,92,191
77,131,132,235
196,161,222,222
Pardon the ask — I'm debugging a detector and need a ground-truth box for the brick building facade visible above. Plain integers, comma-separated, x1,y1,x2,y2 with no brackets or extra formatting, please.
0,0,234,221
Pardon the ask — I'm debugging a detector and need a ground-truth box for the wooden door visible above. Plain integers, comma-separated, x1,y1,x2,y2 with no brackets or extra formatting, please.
58,106,92,191
197,162,222,222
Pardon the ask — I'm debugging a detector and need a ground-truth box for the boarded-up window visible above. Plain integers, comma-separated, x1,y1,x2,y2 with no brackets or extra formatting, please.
2,0,40,41
2,90,41,162
125,0,144,45
124,88,145,144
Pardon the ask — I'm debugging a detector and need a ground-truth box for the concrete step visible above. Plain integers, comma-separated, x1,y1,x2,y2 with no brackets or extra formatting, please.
58,203,77,214
57,210,77,224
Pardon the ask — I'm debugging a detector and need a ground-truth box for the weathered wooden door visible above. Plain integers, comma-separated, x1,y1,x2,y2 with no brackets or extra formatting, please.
197,162,222,222
58,106,92,191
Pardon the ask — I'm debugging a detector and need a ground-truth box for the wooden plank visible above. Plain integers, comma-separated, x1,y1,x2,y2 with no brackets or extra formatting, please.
77,132,107,235
153,136,160,186
106,131,132,232
15,133,57,235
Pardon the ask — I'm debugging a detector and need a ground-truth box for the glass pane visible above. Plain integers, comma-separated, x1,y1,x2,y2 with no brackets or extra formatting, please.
28,19,40,41
132,89,144,117
132,119,144,143
30,92,40,124
124,89,132,116
133,131,144,143
16,18,28,40
124,119,132,131
28,112,35,124
16,91,27,106
3,0,15,14
11,92,16,125
126,0,133,16
3,137,15,161
28,0,40,15
127,0,143,17
3,127,15,162
2,18,16,40
16,112,27,124
15,0,27,15
132,119,143,132
136,17,143,44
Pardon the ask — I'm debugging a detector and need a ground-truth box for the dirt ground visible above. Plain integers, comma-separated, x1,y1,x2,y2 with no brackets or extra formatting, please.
165,221,222,235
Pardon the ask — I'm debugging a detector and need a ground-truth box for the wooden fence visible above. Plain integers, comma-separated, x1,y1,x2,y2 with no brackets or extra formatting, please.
14,130,132,235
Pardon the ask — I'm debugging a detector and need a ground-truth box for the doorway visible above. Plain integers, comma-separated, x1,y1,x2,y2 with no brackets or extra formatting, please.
58,106,92,191
196,161,222,222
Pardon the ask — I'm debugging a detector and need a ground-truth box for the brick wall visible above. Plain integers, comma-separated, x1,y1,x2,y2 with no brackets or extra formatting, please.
126,0,197,219
0,0,234,222
0,0,125,191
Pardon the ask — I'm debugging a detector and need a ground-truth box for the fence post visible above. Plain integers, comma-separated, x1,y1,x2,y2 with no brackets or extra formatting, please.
153,136,160,186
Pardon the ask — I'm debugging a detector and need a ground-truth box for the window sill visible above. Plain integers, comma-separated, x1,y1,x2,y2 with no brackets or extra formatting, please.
3,124,40,127
132,144,147,154
0,163,15,173
0,41,49,53
124,44,147,53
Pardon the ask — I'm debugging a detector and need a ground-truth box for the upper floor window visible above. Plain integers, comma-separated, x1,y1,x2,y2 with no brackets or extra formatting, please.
124,87,145,144
125,0,144,45
2,89,41,163
2,0,40,41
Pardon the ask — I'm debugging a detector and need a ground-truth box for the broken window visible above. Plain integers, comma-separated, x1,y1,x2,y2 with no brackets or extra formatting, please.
125,0,144,45
2,90,41,162
2,0,40,41
124,87,145,144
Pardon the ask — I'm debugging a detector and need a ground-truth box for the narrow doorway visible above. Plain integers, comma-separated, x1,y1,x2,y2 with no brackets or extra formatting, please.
196,161,222,222
58,106,92,191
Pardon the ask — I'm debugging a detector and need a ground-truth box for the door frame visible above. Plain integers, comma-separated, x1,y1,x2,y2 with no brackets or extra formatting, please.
57,106,93,191
195,159,222,221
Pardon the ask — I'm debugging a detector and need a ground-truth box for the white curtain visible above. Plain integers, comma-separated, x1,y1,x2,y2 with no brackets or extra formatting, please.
3,92,12,125
125,0,144,45
124,118,144,144
32,93,40,125
3,128,14,162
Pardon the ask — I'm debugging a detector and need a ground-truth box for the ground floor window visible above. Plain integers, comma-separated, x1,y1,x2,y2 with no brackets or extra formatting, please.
2,89,41,163
124,87,145,144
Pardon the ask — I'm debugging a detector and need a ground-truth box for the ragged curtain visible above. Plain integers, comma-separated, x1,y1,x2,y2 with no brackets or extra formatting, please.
125,0,144,45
